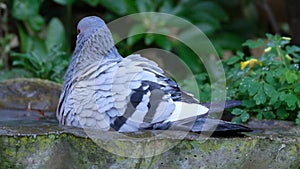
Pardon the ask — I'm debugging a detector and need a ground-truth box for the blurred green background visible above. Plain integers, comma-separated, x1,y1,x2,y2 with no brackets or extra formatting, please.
0,0,299,124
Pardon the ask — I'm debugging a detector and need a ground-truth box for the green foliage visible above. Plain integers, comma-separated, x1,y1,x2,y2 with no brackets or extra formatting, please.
11,45,69,83
3,0,299,124
90,0,257,101
6,0,70,82
95,0,255,54
5,0,258,84
181,73,211,102
224,34,300,124
10,1,299,123
12,0,44,32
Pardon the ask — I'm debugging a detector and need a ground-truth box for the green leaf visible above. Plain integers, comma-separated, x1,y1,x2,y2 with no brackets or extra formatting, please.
81,0,99,6
248,81,261,96
265,72,276,84
11,55,37,72
29,52,42,67
284,70,298,84
159,0,174,14
195,14,221,29
213,33,243,50
274,101,282,109
27,15,45,32
135,0,147,12
263,82,277,97
96,0,127,15
155,36,172,51
127,24,145,46
280,39,290,46
263,111,276,119
279,92,287,101
276,107,289,120
127,35,144,47
284,93,297,108
242,38,264,48
242,100,256,108
269,93,279,105
196,23,215,36
175,45,202,73
265,33,274,40
231,108,246,115
254,87,266,105
46,18,66,52
236,51,245,58
240,112,250,122
17,25,33,52
32,38,47,59
239,77,252,93
53,0,75,5
12,0,40,20
286,45,300,62
226,56,240,65
256,112,263,120
144,34,155,45
231,108,249,123
286,45,300,53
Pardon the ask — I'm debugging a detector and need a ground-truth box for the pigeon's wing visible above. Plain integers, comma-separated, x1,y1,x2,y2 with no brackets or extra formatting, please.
109,54,209,132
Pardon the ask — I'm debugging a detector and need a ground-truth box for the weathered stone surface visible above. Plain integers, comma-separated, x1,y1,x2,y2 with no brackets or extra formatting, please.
0,78,299,168
0,78,61,112
0,125,299,169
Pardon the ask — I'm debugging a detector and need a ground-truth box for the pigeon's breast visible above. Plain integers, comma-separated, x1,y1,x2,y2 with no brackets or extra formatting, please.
64,62,120,130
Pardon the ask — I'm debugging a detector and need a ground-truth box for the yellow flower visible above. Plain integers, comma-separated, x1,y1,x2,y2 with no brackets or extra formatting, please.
240,58,263,70
264,47,272,53
282,37,291,41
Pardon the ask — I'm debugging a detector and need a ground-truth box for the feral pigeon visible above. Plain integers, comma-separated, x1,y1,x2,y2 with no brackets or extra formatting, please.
57,16,251,134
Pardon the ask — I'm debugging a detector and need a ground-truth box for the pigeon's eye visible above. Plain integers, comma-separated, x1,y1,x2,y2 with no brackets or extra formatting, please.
77,29,80,34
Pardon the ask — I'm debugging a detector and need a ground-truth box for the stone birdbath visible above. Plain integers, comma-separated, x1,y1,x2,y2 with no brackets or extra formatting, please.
0,78,299,168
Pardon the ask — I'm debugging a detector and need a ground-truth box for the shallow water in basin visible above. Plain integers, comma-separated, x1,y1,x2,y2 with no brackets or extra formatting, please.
0,109,57,126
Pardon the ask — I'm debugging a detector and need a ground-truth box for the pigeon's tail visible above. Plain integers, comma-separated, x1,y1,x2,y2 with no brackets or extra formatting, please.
201,100,242,114
190,118,252,136
150,116,252,137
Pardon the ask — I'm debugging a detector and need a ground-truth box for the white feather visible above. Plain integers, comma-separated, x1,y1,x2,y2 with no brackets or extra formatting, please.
166,102,209,122
152,100,174,123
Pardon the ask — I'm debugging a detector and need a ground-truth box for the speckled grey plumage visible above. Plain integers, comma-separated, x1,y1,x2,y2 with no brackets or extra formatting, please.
57,16,251,134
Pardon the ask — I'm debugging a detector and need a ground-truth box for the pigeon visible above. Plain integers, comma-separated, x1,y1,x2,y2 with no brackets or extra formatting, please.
57,16,251,134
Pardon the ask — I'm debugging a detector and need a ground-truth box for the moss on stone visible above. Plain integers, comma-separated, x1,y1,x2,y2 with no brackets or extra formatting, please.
0,126,299,168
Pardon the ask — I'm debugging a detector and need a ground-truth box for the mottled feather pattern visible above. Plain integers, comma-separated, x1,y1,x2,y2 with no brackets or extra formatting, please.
57,16,252,134
110,54,179,131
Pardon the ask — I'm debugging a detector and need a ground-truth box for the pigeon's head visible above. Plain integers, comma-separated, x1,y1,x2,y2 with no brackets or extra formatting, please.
77,16,106,37
75,16,119,59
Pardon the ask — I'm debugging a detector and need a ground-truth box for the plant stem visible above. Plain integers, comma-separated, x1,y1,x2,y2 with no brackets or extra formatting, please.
276,46,288,67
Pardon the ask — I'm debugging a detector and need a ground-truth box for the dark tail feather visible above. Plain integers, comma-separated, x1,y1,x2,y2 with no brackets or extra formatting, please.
143,112,252,137
191,118,252,136
201,100,242,114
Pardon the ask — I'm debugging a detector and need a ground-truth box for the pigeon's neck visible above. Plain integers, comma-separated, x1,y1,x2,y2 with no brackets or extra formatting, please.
64,27,123,85
75,26,122,65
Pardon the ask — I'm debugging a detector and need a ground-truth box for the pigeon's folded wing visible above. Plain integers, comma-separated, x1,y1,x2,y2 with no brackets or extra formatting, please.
110,54,209,132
